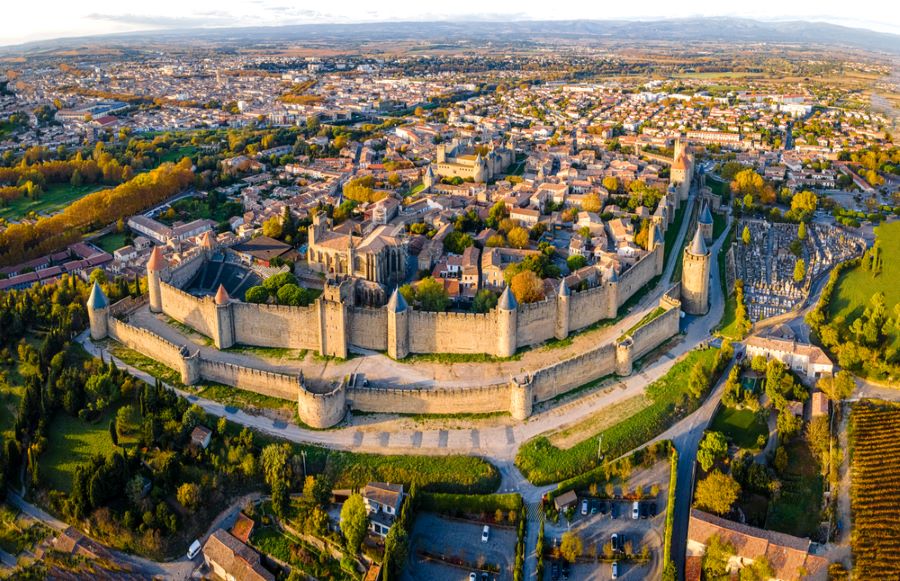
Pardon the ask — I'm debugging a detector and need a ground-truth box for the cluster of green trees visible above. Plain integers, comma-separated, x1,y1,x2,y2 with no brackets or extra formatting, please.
399,277,450,312
245,272,319,307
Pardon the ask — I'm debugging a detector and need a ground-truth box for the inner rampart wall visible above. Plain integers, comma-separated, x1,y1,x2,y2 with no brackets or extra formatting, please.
408,310,497,354
232,303,319,350
616,247,660,309
159,282,216,338
515,299,556,348
569,284,611,330
349,307,388,351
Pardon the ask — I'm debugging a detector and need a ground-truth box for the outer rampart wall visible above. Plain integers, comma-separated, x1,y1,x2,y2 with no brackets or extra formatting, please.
630,305,681,359
108,318,188,372
530,343,618,401
198,359,299,401
348,383,511,415
232,303,319,350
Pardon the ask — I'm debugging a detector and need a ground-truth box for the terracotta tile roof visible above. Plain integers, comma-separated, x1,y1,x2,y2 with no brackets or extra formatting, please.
203,529,274,581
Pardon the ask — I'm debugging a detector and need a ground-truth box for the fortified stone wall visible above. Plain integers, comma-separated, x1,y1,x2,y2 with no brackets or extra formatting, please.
616,247,660,308
348,383,511,415
198,359,299,401
232,303,319,350
159,282,216,338
529,342,618,401
167,252,206,288
515,299,557,348
569,284,612,330
108,318,188,374
349,307,388,351
630,305,681,359
407,310,497,354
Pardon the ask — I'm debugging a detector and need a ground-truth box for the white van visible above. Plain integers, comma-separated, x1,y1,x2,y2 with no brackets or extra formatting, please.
187,539,202,559
631,501,640,520
481,525,490,542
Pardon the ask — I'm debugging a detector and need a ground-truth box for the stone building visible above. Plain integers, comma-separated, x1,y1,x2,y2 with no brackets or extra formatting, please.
681,228,710,315
306,213,407,287
433,139,514,183
744,336,834,383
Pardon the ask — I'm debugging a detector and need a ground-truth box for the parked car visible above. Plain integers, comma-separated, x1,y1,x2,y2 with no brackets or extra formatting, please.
600,500,609,514
612,561,619,579
650,502,658,517
186,539,201,560
640,503,649,519
611,503,619,519
632,501,640,519
481,525,490,542
617,534,627,552
581,499,589,515
481,573,489,581
469,573,477,581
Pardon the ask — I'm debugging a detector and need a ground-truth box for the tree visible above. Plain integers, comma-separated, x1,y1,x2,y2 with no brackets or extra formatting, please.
245,285,269,304
697,431,729,472
694,470,740,515
567,255,587,271
260,443,291,492
415,277,450,312
798,221,807,240
702,534,736,579
262,215,283,239
472,289,498,313
510,270,544,304
340,494,368,554
601,176,619,193
582,193,602,213
559,531,583,563
793,259,806,283
485,234,506,247
507,227,530,249
742,225,751,245
818,370,855,402
277,283,305,306
443,231,473,254
177,483,201,512
790,190,818,221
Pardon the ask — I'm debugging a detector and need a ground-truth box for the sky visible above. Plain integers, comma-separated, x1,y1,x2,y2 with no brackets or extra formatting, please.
3,0,899,46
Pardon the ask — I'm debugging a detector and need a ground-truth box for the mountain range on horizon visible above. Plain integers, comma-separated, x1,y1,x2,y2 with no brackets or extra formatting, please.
3,17,899,55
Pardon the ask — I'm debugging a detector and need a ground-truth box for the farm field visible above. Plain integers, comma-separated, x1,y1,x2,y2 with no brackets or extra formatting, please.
849,400,900,579
0,183,103,221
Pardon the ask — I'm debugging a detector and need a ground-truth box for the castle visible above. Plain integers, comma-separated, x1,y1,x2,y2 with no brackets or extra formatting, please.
433,139,514,183
306,213,408,287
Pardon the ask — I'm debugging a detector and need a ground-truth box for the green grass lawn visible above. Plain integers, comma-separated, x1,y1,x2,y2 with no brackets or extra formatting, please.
766,437,824,538
709,407,768,449
664,202,688,265
829,221,900,352
718,293,747,340
39,407,135,493
0,183,103,221
159,146,198,164
93,231,129,253
516,347,721,485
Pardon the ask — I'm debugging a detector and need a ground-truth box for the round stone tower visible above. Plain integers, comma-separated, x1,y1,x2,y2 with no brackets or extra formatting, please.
681,228,711,315
496,286,518,358
147,246,167,313
555,281,570,340
87,281,109,340
615,337,634,376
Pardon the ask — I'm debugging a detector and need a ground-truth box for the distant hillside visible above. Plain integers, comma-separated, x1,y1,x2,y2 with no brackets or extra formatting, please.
4,18,900,55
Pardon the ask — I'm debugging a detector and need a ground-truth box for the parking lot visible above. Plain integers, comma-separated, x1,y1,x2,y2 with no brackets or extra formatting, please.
542,462,668,581
403,512,518,581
